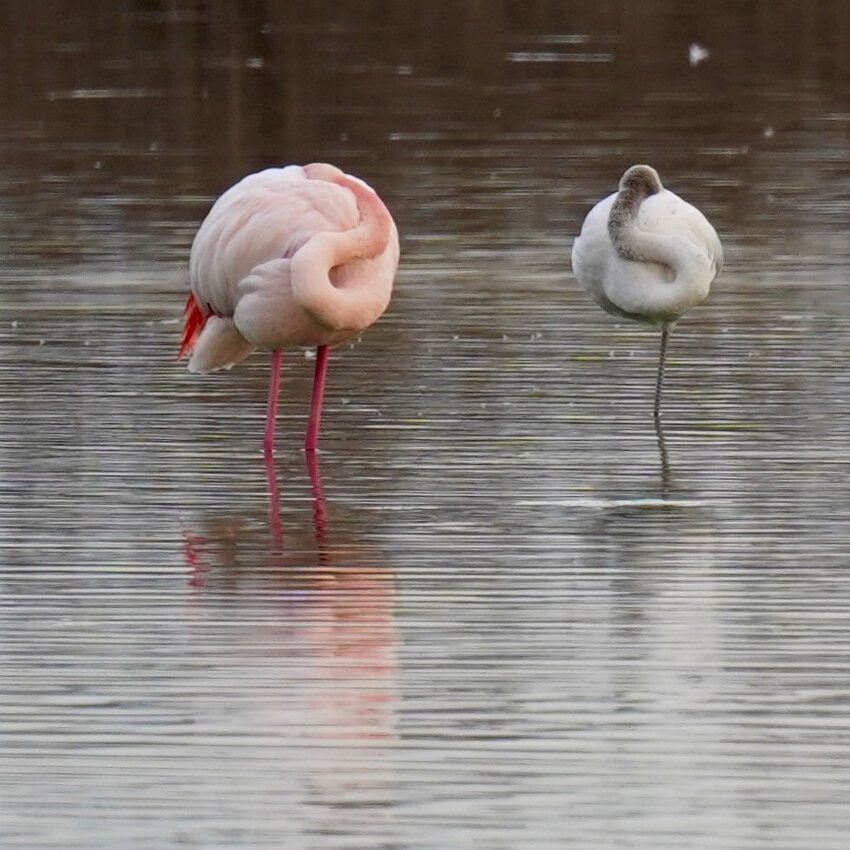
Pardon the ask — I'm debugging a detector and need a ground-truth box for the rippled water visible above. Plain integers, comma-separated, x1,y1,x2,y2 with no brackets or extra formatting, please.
2,3,850,848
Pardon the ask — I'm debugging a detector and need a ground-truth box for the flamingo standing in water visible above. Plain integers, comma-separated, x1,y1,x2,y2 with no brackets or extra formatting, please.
179,163,400,454
572,164,722,420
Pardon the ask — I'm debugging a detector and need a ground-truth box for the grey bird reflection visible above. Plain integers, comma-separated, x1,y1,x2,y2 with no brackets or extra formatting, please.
656,418,672,492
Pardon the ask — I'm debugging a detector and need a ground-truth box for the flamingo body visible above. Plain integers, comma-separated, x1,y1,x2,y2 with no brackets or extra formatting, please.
572,182,722,325
571,165,722,419
180,163,399,453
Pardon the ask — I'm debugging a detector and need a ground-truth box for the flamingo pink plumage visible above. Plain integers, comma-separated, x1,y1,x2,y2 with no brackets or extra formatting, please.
180,163,400,455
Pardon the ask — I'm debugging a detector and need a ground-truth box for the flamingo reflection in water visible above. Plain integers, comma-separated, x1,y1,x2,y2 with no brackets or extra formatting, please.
182,454,400,831
183,452,399,750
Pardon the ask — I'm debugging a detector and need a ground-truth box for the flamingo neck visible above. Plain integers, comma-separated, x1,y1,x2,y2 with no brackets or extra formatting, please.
608,187,696,277
290,177,394,332
609,185,654,260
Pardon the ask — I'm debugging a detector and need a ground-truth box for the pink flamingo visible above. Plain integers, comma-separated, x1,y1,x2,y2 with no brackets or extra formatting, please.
179,163,400,455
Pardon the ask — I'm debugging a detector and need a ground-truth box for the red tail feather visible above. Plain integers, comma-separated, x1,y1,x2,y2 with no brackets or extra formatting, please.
178,293,208,360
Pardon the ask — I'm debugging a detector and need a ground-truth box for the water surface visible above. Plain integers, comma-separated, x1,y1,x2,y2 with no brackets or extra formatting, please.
2,3,850,848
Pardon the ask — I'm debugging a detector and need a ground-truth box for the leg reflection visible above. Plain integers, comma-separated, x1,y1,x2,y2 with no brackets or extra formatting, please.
306,450,328,559
185,453,332,586
265,450,284,550
655,416,672,492
184,530,208,588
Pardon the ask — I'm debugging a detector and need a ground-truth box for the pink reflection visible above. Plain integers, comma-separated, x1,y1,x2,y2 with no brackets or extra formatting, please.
265,450,284,550
306,449,328,555
180,453,400,831
182,453,399,749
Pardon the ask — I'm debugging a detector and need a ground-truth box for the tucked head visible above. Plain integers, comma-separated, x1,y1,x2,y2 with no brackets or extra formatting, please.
618,164,663,195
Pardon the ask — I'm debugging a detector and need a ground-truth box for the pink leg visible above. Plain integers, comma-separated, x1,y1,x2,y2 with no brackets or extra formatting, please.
263,350,283,457
305,345,329,453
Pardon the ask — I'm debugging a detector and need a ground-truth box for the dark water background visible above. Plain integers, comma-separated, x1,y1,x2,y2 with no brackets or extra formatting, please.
1,2,850,848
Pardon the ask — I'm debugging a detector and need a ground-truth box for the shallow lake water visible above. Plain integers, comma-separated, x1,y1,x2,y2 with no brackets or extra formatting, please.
2,3,850,848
